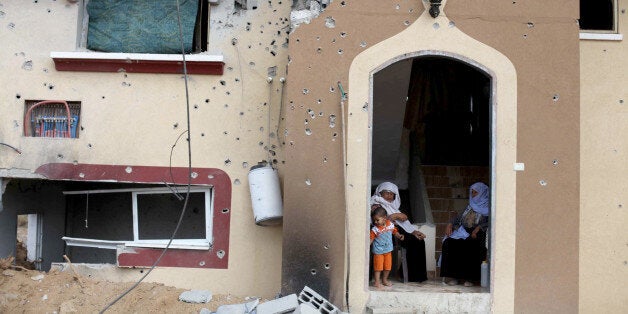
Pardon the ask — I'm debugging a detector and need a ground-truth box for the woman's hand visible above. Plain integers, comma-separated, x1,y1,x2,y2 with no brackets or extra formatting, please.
471,226,481,239
389,213,408,221
445,223,453,237
412,230,426,240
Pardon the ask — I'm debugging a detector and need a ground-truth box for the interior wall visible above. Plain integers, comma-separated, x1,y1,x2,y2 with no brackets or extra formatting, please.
371,59,413,186
579,0,628,311
1,179,66,271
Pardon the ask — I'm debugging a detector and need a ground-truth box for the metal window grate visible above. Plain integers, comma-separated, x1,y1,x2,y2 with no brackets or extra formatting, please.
24,100,81,138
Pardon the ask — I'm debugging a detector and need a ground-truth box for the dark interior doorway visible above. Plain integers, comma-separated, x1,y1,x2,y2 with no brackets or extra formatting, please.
372,56,491,218
370,55,491,288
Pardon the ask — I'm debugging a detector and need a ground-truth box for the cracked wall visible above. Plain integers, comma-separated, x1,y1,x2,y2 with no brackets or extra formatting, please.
0,0,291,299
283,0,581,312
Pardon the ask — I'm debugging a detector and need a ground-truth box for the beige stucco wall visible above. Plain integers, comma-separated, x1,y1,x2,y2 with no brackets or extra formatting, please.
0,1,289,298
579,1,628,312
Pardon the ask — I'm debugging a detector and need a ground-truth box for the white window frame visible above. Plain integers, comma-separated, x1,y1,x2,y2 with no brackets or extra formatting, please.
579,0,623,41
62,186,213,250
131,188,213,249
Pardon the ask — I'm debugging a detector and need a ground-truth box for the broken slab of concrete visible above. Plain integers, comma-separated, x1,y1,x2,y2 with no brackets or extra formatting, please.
215,298,259,314
256,293,298,314
293,303,321,314
179,290,213,303
297,286,341,314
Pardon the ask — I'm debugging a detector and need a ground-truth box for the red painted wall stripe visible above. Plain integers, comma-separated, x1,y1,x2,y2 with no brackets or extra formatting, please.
35,163,230,269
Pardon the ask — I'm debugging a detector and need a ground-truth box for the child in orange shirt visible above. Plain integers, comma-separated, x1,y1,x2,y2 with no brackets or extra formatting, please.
370,206,404,288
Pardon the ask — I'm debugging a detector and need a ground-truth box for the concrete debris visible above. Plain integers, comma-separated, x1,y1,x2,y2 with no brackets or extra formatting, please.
293,303,321,314
298,286,341,314
0,292,19,303
199,308,212,314
290,1,322,29
215,298,259,314
30,274,44,281
179,290,213,303
256,293,298,314
2,269,16,277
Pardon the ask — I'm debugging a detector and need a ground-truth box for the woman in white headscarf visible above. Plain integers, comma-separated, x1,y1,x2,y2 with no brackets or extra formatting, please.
370,182,427,282
440,182,490,287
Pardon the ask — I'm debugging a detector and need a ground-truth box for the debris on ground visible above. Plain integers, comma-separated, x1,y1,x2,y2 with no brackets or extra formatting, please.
1,255,346,313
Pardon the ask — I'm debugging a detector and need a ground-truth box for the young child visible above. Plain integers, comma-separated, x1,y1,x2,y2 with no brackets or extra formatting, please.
370,206,404,288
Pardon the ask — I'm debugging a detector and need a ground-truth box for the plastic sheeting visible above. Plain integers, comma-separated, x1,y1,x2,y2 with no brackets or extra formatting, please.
87,0,199,54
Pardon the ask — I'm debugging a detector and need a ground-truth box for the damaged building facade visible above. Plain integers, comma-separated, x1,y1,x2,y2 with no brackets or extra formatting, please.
0,0,626,313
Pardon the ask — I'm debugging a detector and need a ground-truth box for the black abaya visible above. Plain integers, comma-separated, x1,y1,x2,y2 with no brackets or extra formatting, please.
398,228,428,282
440,229,487,281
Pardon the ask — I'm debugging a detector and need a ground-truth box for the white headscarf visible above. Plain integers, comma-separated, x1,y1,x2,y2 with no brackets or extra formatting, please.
369,182,419,234
469,182,490,216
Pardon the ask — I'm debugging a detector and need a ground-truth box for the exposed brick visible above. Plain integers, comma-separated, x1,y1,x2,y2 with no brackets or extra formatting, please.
429,199,452,211
432,211,451,222
423,175,450,187
435,238,443,251
435,224,448,236
421,165,448,175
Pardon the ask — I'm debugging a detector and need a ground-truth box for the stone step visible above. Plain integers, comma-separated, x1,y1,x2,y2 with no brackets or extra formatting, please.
367,288,490,314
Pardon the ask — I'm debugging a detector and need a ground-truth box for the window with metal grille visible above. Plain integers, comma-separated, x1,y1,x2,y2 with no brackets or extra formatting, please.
24,100,81,138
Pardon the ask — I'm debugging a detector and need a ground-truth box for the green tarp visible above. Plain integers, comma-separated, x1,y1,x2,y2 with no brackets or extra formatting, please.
87,0,199,54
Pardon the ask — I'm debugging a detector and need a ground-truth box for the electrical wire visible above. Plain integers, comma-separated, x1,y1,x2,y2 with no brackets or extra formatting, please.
338,81,350,309
267,78,273,166
0,142,22,154
276,78,286,146
99,1,194,312
165,129,191,201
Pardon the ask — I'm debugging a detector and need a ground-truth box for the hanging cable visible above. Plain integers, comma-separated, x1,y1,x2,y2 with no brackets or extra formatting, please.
165,129,191,201
100,1,194,312
0,142,22,154
84,191,89,229
276,77,286,146
338,81,350,309
267,76,273,166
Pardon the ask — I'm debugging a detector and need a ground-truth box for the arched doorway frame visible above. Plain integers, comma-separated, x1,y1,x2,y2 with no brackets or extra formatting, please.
344,3,518,312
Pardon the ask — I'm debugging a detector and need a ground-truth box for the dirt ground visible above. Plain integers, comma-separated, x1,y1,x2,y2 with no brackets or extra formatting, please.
0,260,249,313
2,216,256,313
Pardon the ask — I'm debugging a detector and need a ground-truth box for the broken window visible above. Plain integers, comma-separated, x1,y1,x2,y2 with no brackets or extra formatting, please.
133,189,211,247
23,100,81,139
63,187,213,258
579,0,616,32
79,0,209,53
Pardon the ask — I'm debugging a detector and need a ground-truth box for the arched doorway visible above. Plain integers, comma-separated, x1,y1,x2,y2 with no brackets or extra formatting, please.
371,55,492,287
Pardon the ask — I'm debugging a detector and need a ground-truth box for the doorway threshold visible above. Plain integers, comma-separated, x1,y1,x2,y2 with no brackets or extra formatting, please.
367,279,490,313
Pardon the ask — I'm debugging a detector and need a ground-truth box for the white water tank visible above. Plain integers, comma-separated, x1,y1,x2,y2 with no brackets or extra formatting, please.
248,164,283,226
